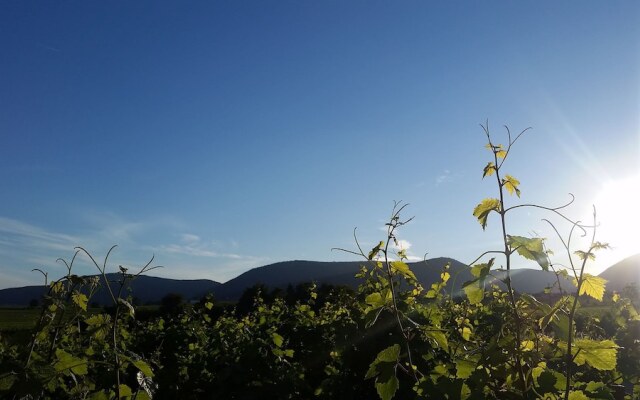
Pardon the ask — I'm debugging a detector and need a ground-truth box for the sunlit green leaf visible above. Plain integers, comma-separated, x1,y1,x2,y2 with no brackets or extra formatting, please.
483,162,496,178
572,339,618,370
567,391,588,400
366,292,387,309
539,296,570,330
425,330,448,351
507,235,549,270
574,250,595,261
54,349,88,376
118,384,132,398
460,326,472,341
473,198,500,230
272,332,284,348
72,292,88,311
391,261,416,281
502,174,521,197
86,314,110,326
132,360,154,378
520,340,535,351
470,259,493,278
368,241,384,260
575,274,607,301
365,344,401,400
463,280,484,305
455,359,475,379
375,372,398,400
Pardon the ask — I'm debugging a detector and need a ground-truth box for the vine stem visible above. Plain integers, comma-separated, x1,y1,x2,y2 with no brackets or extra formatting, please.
381,202,421,382
564,211,598,400
483,123,528,394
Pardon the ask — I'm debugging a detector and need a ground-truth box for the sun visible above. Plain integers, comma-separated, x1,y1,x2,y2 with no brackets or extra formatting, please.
590,174,640,268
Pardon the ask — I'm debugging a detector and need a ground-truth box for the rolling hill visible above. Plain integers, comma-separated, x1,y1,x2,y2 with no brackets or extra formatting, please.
0,274,221,307
0,257,579,306
598,253,640,291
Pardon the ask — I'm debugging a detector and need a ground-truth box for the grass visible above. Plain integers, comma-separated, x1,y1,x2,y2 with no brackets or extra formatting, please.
0,308,42,332
0,306,163,333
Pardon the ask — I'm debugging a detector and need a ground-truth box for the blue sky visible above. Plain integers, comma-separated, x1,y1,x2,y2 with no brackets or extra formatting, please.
1,1,639,289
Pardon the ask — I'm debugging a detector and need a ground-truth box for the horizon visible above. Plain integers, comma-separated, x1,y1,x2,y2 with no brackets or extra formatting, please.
2,254,639,291
1,2,639,289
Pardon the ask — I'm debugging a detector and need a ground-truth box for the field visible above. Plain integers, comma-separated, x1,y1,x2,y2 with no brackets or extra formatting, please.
0,308,42,332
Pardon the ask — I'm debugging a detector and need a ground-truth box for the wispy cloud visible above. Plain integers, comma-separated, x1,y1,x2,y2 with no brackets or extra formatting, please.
435,170,452,186
0,216,80,253
0,215,265,288
154,233,263,262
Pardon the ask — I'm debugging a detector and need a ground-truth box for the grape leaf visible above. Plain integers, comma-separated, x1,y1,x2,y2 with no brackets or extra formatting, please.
502,175,521,197
483,162,496,178
365,344,400,400
572,339,618,370
133,360,154,378
473,198,500,230
507,235,549,270
391,261,416,281
575,274,607,301
272,332,284,348
72,292,88,311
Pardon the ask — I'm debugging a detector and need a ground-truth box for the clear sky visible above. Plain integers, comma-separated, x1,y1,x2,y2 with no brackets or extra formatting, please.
1,1,639,289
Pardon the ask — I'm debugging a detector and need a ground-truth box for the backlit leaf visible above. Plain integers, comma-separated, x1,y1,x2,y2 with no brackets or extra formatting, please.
473,198,500,230
470,259,493,278
483,162,496,178
425,330,448,351
507,235,549,270
574,250,595,261
572,339,618,370
118,384,132,397
460,326,472,341
72,292,88,311
54,349,88,376
391,261,416,281
272,332,284,348
375,372,399,400
567,391,588,400
575,274,607,301
502,174,521,197
462,280,484,305
368,241,384,260
365,344,401,400
455,359,475,379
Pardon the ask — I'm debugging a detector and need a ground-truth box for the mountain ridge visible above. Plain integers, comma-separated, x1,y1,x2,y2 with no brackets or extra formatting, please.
1,254,637,306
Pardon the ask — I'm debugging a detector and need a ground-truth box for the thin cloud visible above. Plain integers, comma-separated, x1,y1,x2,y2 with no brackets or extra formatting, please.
435,170,452,186
0,214,268,288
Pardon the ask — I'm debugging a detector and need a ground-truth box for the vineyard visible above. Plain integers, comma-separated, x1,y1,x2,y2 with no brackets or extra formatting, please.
1,127,638,399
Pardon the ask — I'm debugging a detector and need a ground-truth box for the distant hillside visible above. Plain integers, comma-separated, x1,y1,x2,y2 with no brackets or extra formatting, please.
0,257,583,306
213,258,468,300
212,257,573,300
599,253,640,291
0,274,221,307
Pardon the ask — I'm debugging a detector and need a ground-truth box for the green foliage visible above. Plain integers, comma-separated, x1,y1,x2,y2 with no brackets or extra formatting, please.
473,198,500,230
1,124,638,399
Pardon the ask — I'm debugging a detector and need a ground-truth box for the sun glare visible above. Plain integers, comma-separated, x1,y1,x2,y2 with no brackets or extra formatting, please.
591,174,640,267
